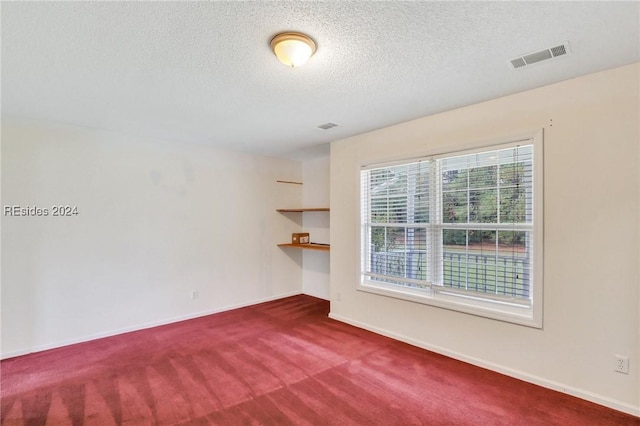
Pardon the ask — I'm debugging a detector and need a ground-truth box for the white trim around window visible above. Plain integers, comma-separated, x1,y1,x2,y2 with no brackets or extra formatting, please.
358,130,544,328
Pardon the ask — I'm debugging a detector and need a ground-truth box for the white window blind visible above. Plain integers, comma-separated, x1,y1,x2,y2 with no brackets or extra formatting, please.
360,137,542,327
361,161,432,288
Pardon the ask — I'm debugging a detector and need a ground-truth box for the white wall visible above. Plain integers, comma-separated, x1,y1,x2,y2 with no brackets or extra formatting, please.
330,63,640,415
301,155,330,300
1,118,303,357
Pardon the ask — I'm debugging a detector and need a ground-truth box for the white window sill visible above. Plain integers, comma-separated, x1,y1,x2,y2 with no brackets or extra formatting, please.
358,279,542,328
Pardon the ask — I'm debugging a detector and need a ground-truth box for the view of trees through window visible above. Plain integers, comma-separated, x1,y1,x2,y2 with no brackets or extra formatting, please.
363,145,533,300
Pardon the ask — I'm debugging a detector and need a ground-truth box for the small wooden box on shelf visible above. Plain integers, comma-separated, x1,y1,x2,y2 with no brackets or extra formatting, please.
276,207,330,251
292,233,310,244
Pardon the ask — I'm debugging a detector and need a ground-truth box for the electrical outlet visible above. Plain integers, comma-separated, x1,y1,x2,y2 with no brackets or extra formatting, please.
336,291,342,301
614,355,629,374
191,290,199,300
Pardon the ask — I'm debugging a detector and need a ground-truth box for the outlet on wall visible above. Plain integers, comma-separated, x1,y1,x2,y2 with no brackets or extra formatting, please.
614,355,629,374
191,290,199,300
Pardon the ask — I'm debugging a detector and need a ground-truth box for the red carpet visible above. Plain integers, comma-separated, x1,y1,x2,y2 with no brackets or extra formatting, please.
1,295,638,425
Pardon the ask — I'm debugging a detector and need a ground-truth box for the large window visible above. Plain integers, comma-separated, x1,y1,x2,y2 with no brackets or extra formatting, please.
360,133,543,327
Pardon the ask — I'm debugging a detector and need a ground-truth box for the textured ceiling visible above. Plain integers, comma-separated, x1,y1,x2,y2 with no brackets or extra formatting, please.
2,2,639,159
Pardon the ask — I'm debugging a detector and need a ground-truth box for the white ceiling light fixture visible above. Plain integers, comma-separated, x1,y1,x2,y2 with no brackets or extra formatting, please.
270,32,316,68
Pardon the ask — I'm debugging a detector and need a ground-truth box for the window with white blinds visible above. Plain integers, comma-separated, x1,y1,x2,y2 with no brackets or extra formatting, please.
360,134,543,327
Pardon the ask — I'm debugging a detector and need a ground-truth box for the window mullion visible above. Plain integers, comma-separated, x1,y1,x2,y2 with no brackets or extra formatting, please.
407,166,416,280
431,158,441,285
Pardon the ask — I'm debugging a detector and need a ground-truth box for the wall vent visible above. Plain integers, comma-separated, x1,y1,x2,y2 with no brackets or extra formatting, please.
318,122,339,130
509,41,571,69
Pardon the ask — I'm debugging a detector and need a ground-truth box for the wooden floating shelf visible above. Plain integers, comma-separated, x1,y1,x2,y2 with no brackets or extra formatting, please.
276,208,330,213
276,180,303,185
277,243,330,252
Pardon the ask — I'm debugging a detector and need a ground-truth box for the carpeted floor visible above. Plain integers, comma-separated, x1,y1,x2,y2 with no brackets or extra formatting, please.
1,295,638,425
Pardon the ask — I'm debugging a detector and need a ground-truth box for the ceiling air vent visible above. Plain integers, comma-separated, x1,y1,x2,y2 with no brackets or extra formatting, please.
318,122,339,130
509,41,571,69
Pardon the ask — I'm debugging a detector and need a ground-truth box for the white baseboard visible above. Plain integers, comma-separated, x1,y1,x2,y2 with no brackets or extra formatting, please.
302,291,330,301
1,291,302,360
328,312,640,418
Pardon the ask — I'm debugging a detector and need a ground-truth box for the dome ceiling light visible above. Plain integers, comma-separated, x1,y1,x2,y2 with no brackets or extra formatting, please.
270,32,316,68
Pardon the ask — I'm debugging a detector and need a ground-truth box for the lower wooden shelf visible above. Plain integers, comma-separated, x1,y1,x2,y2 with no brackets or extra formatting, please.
277,243,330,252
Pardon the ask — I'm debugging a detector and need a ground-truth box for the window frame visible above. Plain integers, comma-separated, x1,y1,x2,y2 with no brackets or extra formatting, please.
358,130,544,328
